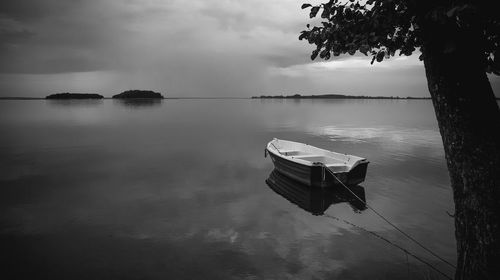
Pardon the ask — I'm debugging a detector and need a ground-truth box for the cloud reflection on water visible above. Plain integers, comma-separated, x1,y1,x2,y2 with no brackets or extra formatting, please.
0,99,456,279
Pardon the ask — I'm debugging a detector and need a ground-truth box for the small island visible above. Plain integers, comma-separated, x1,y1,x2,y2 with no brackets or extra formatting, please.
46,93,103,99
252,94,430,100
112,90,164,99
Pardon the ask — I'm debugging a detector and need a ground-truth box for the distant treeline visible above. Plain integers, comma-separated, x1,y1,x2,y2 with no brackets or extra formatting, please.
46,93,103,99
252,94,431,100
44,90,164,99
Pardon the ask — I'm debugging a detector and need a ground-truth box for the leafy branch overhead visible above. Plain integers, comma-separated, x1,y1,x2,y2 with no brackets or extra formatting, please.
299,0,500,74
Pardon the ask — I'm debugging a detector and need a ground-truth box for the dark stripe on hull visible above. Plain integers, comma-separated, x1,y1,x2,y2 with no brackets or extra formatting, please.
268,150,368,188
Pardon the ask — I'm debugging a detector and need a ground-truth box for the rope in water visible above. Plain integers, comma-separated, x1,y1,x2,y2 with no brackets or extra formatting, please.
323,213,453,280
322,165,457,270
267,143,454,277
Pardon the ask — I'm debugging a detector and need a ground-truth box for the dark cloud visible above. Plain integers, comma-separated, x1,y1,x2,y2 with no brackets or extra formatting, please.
0,18,35,43
0,0,83,21
0,28,34,42
0,0,477,98
0,1,133,74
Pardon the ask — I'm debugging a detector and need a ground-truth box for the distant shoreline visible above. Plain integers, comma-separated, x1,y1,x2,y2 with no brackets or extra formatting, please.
1,96,499,100
0,97,250,100
46,93,103,99
0,97,248,100
252,94,431,100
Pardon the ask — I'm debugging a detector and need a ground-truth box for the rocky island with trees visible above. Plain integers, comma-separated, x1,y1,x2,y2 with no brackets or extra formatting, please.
112,90,164,99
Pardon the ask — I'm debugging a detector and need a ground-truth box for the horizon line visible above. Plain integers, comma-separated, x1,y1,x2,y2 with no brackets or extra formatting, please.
1,96,498,100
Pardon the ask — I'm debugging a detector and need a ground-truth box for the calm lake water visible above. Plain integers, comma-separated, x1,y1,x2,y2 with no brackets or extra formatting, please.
0,99,456,279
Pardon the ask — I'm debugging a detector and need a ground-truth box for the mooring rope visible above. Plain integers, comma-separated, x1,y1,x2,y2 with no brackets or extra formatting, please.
323,213,453,280
322,165,457,270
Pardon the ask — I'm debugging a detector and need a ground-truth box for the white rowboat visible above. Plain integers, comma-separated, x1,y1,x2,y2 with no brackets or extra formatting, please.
265,138,369,187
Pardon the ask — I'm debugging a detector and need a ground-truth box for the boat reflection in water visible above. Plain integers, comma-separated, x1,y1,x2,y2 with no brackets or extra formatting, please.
266,169,367,215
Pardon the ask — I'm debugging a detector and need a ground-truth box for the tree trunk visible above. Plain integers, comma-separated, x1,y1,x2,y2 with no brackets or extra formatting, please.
421,18,500,279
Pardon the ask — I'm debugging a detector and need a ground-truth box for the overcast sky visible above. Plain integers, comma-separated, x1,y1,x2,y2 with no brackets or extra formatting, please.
1,0,499,98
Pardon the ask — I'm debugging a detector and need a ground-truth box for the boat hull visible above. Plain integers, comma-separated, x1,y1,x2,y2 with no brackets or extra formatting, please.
268,149,368,188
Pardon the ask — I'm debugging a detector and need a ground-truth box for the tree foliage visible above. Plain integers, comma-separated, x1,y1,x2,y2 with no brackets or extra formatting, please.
299,0,500,74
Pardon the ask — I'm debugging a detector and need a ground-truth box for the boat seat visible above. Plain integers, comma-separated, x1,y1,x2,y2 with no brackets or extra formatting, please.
326,163,346,167
279,149,300,156
292,155,325,162
278,149,295,152
293,154,322,159
326,164,349,173
294,155,347,164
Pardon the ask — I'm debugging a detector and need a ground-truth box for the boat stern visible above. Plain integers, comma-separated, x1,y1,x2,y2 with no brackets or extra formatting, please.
346,161,369,185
